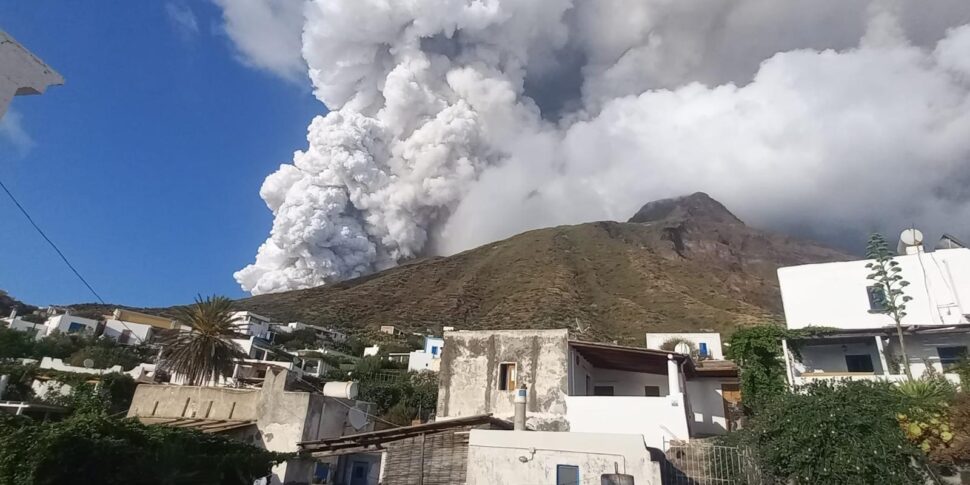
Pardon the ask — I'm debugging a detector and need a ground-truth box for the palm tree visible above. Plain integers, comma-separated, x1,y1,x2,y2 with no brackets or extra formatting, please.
159,295,244,386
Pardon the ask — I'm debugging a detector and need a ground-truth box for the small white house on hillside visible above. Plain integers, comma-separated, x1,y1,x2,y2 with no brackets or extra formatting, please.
407,336,444,372
42,313,98,337
778,231,970,386
230,311,273,340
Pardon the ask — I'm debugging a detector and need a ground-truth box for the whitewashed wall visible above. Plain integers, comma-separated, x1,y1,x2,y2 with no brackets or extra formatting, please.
565,394,690,449
685,379,733,436
779,248,970,330
102,320,153,345
798,340,886,374
467,430,663,485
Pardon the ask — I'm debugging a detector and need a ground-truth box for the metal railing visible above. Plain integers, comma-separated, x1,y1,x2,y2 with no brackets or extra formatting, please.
662,439,764,485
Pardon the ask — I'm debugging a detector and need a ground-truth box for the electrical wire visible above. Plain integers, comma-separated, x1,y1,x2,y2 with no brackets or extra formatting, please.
0,176,105,303
0,176,144,344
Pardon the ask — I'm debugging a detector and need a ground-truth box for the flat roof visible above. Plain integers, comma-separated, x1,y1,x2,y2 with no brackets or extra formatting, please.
569,340,696,376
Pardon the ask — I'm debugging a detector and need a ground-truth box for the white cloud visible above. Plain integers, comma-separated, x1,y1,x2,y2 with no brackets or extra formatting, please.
165,2,200,41
211,0,306,81
0,109,35,156
234,0,970,294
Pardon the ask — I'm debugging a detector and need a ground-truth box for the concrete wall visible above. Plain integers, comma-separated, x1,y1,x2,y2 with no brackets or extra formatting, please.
779,248,970,330
685,378,733,436
565,394,690,449
102,319,153,345
407,350,439,372
466,430,663,485
4,317,44,336
128,384,261,421
646,333,724,360
437,329,570,430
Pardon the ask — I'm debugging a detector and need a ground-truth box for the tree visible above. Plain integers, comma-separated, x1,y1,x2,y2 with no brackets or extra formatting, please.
865,233,914,379
159,295,243,386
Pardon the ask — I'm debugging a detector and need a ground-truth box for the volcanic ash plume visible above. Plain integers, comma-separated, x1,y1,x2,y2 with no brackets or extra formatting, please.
235,0,970,295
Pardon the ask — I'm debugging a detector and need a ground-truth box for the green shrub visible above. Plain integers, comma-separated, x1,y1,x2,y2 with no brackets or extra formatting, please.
745,380,923,484
0,412,285,484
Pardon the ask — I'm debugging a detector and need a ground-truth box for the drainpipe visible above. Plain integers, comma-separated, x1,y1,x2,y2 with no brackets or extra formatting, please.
514,383,528,430
667,355,681,395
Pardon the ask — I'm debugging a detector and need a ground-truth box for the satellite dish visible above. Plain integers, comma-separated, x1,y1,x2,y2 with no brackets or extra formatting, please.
674,343,692,355
82,358,95,369
348,407,368,430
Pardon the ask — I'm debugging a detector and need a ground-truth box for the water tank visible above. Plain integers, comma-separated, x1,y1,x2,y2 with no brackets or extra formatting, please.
322,381,358,399
898,228,924,255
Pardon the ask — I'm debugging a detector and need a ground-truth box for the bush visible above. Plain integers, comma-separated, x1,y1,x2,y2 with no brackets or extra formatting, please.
65,341,152,370
745,380,924,484
0,412,285,484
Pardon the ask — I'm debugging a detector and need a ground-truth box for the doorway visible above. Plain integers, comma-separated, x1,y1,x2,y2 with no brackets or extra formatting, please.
721,383,742,432
350,461,369,485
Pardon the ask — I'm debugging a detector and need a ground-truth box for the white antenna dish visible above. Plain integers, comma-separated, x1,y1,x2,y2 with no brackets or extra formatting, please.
674,343,692,355
348,407,368,430
82,359,95,369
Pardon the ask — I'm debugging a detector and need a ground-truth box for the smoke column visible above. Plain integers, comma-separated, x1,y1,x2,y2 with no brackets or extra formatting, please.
233,0,970,295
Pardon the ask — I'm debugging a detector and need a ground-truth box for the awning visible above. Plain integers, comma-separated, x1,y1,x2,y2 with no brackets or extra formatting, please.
568,340,696,376
136,416,256,434
298,414,512,457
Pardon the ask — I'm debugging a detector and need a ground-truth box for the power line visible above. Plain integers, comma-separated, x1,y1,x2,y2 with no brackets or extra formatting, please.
0,176,106,303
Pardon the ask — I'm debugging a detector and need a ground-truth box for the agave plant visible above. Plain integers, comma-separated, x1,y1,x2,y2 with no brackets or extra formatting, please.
897,377,956,411
159,295,244,386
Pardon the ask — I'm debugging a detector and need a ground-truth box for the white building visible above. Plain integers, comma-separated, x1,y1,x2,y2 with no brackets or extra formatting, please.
407,336,444,372
437,329,738,449
778,232,970,386
42,313,98,337
646,332,724,360
2,311,45,337
102,309,179,346
230,311,273,340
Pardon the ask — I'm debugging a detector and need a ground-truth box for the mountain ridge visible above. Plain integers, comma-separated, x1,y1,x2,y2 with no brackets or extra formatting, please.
57,193,850,345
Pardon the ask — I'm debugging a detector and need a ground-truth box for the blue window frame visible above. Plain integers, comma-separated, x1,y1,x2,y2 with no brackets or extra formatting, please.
556,465,579,485
431,346,438,356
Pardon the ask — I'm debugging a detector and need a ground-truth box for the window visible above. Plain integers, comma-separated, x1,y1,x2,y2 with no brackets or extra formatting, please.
498,363,517,391
119,330,131,344
431,346,439,356
593,386,614,396
556,465,579,485
867,286,888,312
67,322,85,333
938,346,968,371
644,386,661,397
845,354,874,373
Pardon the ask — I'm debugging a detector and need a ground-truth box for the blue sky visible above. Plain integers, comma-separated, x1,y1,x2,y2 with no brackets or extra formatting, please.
0,2,322,307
